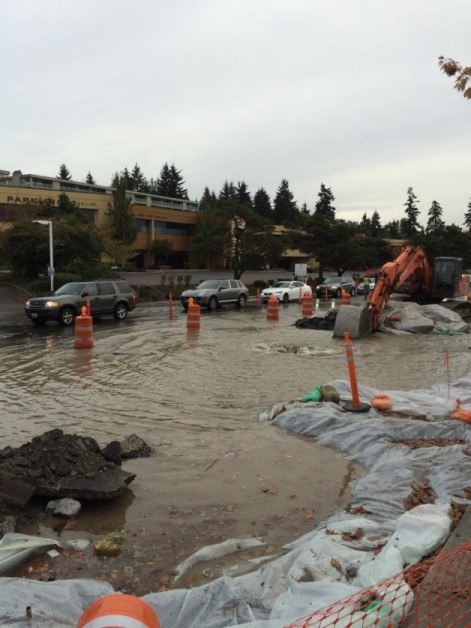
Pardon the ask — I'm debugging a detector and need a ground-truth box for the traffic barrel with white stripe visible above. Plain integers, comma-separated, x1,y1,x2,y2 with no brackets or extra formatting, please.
187,297,201,330
267,294,279,321
301,291,313,317
74,306,94,349
77,593,160,628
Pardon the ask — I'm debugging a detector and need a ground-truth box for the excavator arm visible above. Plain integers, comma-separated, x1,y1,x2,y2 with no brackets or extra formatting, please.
368,246,433,330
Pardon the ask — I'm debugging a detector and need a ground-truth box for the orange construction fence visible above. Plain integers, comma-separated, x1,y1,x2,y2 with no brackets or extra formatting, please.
287,540,470,627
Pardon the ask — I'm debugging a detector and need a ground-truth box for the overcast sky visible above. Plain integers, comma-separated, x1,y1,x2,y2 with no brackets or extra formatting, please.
2,1,470,226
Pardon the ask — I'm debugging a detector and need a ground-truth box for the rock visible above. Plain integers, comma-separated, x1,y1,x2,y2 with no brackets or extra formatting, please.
0,446,14,460
0,470,35,506
67,539,90,550
101,441,122,465
321,385,340,403
46,498,82,518
121,434,152,459
0,429,136,500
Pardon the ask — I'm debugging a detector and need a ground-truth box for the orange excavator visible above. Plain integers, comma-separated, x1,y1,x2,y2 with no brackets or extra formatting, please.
334,246,470,337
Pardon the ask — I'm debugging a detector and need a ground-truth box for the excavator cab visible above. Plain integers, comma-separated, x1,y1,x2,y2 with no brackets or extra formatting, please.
432,257,462,300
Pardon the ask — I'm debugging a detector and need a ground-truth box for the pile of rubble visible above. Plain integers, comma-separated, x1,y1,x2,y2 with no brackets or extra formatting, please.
0,429,151,508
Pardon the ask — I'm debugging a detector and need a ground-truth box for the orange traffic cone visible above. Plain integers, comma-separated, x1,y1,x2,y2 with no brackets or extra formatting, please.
301,291,313,317
77,593,160,628
267,294,279,321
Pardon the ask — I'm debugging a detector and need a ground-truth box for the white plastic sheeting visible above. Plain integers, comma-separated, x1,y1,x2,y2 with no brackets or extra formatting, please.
0,533,61,576
378,302,469,334
0,376,470,627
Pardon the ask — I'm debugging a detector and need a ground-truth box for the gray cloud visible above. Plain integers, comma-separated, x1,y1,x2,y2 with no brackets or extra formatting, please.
2,0,470,225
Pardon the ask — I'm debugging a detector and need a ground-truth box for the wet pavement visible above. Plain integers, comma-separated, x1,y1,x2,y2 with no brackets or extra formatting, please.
1,297,470,593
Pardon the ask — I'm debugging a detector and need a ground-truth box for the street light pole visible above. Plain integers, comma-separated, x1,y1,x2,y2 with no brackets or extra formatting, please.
32,220,54,292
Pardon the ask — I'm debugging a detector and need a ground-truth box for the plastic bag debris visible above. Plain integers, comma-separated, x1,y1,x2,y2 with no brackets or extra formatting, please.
0,533,61,575
175,538,265,580
299,385,322,402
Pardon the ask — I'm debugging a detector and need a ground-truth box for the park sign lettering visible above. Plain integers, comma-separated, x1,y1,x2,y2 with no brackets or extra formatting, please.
6,196,97,208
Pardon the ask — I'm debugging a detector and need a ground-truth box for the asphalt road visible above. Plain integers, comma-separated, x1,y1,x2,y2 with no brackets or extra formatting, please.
0,285,27,321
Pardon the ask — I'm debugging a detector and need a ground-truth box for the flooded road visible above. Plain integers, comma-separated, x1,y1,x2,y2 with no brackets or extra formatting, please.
1,301,469,593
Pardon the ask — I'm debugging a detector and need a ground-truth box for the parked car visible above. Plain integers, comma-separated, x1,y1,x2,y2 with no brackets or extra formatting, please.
356,278,376,295
25,280,137,326
315,276,356,298
261,281,312,304
181,279,249,311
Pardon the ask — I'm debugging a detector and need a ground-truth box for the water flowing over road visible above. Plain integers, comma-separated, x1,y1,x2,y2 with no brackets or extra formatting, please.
1,301,469,592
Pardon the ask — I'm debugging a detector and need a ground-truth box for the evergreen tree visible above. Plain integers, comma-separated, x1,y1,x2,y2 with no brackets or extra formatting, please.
314,184,336,221
234,181,252,206
273,179,298,224
370,211,382,236
130,163,148,192
300,203,309,215
253,188,272,220
403,187,421,236
85,172,96,185
383,220,400,238
58,164,71,180
168,164,188,199
426,200,445,234
155,163,188,199
359,213,371,235
464,198,471,231
121,167,132,190
218,181,236,202
199,187,218,211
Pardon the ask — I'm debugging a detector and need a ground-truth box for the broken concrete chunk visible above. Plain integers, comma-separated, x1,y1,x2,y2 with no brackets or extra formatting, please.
46,498,82,518
121,434,152,459
0,471,35,506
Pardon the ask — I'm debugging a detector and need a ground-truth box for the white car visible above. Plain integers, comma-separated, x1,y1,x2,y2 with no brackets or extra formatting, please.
261,281,312,304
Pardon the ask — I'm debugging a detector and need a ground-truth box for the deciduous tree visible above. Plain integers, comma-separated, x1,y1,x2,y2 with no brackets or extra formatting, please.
438,56,471,99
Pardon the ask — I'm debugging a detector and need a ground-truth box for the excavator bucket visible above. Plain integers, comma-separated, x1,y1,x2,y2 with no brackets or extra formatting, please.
333,303,372,339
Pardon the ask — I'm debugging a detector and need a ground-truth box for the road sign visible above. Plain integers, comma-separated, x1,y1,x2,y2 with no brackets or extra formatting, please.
47,266,55,276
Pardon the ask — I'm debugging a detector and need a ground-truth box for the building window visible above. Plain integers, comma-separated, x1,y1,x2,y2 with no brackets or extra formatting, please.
135,218,150,233
154,221,189,236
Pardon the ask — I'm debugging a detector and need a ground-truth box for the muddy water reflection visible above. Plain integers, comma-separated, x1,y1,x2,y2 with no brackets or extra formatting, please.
1,304,470,592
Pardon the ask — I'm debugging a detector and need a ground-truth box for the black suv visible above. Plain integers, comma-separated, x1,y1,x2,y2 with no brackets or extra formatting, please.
25,280,137,326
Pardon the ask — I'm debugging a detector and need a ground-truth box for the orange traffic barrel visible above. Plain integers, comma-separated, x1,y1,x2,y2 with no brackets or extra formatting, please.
267,294,279,321
77,593,160,628
74,307,93,349
301,291,313,317
341,289,351,305
187,297,201,330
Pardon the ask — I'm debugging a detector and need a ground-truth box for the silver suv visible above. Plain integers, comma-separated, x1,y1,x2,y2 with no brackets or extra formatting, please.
181,279,249,311
25,280,137,326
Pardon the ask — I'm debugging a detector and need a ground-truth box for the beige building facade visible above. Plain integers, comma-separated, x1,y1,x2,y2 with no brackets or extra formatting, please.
0,170,200,268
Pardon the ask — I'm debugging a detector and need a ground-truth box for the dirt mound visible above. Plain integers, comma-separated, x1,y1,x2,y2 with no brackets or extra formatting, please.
0,429,135,501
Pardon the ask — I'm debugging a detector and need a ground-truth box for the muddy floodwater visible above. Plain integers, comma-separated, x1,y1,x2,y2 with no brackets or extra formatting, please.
1,301,469,593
